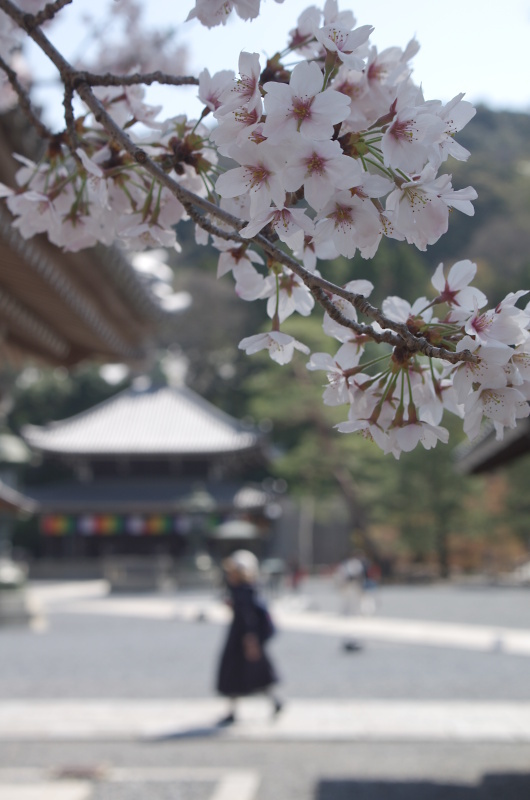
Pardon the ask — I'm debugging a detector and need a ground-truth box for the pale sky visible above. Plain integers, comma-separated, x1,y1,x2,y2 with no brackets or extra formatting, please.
26,0,530,128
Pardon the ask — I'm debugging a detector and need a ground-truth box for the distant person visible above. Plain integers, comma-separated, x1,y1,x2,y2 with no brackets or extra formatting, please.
335,556,366,652
336,556,366,616
216,550,283,726
288,556,303,591
361,557,381,616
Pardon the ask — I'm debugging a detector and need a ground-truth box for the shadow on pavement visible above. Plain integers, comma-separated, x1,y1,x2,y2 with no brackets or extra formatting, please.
316,773,530,800
148,724,226,742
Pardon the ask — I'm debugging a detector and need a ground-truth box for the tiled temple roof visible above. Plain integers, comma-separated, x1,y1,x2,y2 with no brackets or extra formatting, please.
22,383,261,457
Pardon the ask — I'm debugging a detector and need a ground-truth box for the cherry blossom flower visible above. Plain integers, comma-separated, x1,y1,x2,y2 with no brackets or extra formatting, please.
187,0,267,27
287,6,323,57
381,103,444,174
214,238,264,278
10,153,51,190
464,386,530,442
48,213,102,252
217,52,262,116
265,269,315,323
393,419,449,454
465,296,529,350
7,191,61,239
510,345,530,382
198,68,235,112
292,230,339,272
215,141,286,214
262,61,351,142
428,94,476,166
117,216,178,250
282,139,363,211
239,331,310,364
240,206,314,250
288,0,356,58
412,372,463,427
233,262,269,301
452,337,513,404
385,166,477,251
124,85,163,128
76,147,109,209
315,191,383,258
212,238,267,300
366,39,419,93
381,295,433,324
307,342,362,405
315,23,373,70
210,104,263,155
322,0,356,29
219,193,252,222
337,392,397,453
431,260,487,317
156,190,188,232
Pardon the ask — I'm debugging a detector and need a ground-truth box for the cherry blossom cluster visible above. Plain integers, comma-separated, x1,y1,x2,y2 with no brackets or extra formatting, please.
0,110,215,251
206,1,476,266
0,0,527,457
187,0,285,28
303,261,530,458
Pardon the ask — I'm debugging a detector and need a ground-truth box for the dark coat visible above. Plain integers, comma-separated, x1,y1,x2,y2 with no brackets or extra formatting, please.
216,583,278,698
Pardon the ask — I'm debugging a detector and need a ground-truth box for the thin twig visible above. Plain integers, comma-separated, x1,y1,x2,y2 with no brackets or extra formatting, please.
72,71,199,89
28,0,72,27
63,82,80,152
0,54,53,139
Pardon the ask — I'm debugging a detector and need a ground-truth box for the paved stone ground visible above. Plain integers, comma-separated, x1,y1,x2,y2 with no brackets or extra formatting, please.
1,741,530,800
1,577,530,799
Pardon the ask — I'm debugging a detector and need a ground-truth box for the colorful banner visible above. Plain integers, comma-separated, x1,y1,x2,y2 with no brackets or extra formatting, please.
41,515,75,536
40,513,221,536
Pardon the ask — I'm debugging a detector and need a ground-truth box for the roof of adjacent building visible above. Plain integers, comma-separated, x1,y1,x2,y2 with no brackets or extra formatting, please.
455,418,530,474
0,111,187,366
0,479,37,514
22,383,262,458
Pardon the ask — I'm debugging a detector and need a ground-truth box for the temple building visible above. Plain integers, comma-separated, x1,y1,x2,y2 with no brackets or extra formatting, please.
19,380,281,578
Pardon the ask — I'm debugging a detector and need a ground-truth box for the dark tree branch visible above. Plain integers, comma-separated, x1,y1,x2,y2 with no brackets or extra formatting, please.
185,205,247,244
311,285,403,348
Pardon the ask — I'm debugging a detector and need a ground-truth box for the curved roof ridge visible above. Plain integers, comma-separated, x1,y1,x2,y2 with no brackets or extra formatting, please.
22,383,261,457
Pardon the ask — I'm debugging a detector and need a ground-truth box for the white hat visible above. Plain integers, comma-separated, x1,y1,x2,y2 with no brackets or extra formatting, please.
224,550,259,582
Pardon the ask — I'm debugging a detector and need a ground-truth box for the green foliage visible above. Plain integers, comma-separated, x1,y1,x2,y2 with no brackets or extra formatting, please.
369,417,490,562
8,365,128,433
429,106,530,304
